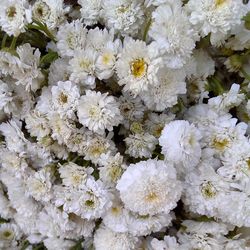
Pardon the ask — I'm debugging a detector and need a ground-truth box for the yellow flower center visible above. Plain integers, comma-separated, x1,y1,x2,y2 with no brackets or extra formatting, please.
102,53,114,65
154,125,164,138
117,5,129,13
89,143,106,157
130,58,147,78
201,182,217,199
66,33,75,49
58,92,68,104
109,166,123,182
246,158,250,170
79,59,91,69
145,192,158,202
33,181,46,193
111,206,121,215
89,106,101,119
215,0,227,7
71,174,81,185
33,2,50,20
6,6,16,20
1,230,14,240
85,199,95,208
130,122,144,134
212,138,229,151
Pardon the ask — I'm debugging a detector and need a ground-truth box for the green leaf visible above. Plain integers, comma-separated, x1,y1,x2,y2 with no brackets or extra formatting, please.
40,50,59,68
32,243,46,250
196,215,214,222
243,11,250,30
0,217,9,224
70,239,84,250
207,76,224,96
26,20,56,42
20,240,30,250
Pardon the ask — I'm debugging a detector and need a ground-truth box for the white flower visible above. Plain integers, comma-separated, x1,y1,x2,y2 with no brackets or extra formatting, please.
13,43,44,92
150,236,181,250
25,110,51,139
177,220,230,250
119,91,145,128
69,49,97,88
14,213,40,242
94,225,140,250
32,0,70,30
126,212,173,236
58,162,93,189
102,196,130,233
116,159,182,216
0,223,22,249
186,0,248,45
0,80,13,111
86,27,114,52
208,84,245,113
183,163,231,218
56,20,87,57
0,119,27,153
145,112,175,138
226,23,250,51
116,38,162,96
124,132,158,158
83,132,117,165
140,67,186,111
149,2,198,68
89,29,121,80
188,49,215,80
0,171,40,217
48,58,70,85
184,104,232,133
64,127,87,155
0,147,28,178
36,86,53,115
7,84,34,119
77,90,123,135
51,81,80,119
101,0,145,36
43,238,75,250
64,179,112,220
185,50,215,102
0,51,20,75
99,153,127,187
0,184,14,220
218,138,250,182
36,205,74,238
26,168,53,202
159,120,202,173
49,113,75,144
203,118,247,155
25,141,53,168
78,0,102,26
102,194,173,236
0,0,31,37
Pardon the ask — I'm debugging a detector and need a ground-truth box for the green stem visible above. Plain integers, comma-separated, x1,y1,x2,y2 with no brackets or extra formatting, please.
26,22,56,43
40,26,56,43
240,68,250,81
10,36,17,50
208,76,224,95
1,33,8,49
143,18,151,42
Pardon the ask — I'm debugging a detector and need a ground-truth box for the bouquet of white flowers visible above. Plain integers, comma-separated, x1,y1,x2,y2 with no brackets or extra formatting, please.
0,0,250,249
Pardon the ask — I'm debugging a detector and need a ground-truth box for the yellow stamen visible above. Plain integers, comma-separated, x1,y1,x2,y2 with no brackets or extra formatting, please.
145,192,158,202
130,58,147,78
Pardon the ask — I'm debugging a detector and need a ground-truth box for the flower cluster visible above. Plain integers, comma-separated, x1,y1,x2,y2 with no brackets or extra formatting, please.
0,0,250,249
